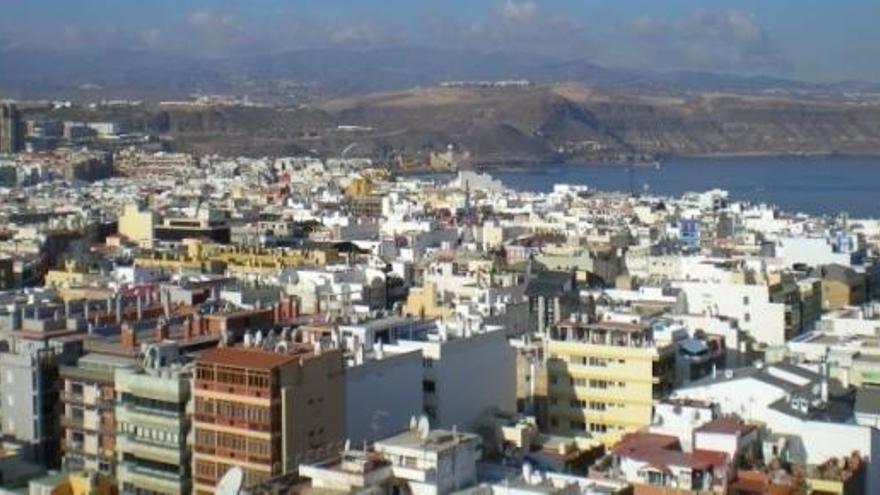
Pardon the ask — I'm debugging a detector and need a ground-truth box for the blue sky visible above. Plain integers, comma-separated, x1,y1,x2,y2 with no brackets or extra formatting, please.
3,0,879,82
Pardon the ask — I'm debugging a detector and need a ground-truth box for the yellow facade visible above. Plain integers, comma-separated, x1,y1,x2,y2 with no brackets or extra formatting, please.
118,204,156,245
546,323,674,446
41,472,117,495
346,176,374,198
403,283,452,320
135,242,342,275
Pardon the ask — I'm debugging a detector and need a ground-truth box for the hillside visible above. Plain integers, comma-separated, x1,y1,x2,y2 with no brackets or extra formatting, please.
37,84,880,164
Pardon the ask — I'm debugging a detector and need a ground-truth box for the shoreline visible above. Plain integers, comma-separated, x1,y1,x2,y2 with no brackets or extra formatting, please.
468,151,880,170
394,151,880,176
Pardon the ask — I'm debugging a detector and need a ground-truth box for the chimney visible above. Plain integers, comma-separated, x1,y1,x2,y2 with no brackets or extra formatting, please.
121,323,137,348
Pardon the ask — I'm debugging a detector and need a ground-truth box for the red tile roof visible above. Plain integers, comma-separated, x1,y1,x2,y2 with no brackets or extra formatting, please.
197,345,315,370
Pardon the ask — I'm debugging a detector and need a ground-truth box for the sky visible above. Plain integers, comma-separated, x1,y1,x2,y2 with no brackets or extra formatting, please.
2,0,879,83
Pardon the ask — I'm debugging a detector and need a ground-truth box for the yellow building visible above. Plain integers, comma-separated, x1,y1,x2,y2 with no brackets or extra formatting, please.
134,241,343,276
403,283,453,320
821,264,866,310
29,471,117,495
45,260,107,289
117,203,156,245
546,320,674,446
805,454,866,495
346,176,373,198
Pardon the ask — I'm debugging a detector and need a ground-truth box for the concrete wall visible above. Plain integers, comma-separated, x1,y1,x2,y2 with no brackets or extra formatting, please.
345,350,423,444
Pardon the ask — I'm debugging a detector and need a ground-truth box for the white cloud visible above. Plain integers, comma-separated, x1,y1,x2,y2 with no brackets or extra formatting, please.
501,0,539,23
630,10,789,71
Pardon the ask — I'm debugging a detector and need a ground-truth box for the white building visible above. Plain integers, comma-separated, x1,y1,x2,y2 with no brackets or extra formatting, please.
389,326,517,432
672,362,880,494
674,280,786,346
345,347,424,444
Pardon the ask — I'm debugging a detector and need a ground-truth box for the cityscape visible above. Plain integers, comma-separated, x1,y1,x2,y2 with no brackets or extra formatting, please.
2,2,880,495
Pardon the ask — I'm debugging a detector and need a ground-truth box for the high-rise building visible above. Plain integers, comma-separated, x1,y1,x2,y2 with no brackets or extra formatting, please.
192,343,345,495
115,342,192,495
546,319,675,446
0,329,80,468
0,103,24,154
60,353,136,476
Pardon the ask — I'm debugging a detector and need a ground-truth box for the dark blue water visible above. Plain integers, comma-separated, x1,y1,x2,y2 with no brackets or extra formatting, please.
477,156,880,217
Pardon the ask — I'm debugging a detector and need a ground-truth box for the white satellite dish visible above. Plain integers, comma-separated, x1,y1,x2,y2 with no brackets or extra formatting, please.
216,466,244,495
417,415,431,440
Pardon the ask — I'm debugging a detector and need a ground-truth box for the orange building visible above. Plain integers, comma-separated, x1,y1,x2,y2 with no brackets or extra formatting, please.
191,343,345,494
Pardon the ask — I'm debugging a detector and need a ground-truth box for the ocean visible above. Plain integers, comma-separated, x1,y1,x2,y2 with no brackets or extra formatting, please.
470,156,880,218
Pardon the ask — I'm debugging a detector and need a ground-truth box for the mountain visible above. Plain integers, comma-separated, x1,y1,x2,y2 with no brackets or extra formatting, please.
38,83,880,164
3,46,879,102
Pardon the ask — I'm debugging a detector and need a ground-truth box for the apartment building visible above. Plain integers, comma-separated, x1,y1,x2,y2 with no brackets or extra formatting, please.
389,325,517,433
191,343,344,495
60,353,136,476
115,343,192,495
0,333,80,468
546,319,675,446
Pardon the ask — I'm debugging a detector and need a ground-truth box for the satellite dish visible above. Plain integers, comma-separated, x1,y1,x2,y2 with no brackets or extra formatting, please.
216,466,244,495
417,415,431,440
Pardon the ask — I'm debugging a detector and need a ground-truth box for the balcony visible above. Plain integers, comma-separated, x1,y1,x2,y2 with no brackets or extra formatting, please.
119,461,186,495
193,413,272,433
61,415,93,432
61,391,116,410
118,434,184,465
195,381,275,400
121,461,181,482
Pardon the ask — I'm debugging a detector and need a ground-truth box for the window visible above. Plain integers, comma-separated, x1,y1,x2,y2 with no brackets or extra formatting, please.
589,401,606,411
589,379,609,389
422,380,436,393
570,421,586,432
588,357,608,367
744,312,751,323
589,423,608,433
743,296,750,305
570,399,586,409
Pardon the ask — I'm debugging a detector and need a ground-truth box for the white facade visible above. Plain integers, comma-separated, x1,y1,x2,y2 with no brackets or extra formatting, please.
776,236,851,268
675,281,786,346
390,329,517,432
345,349,424,444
